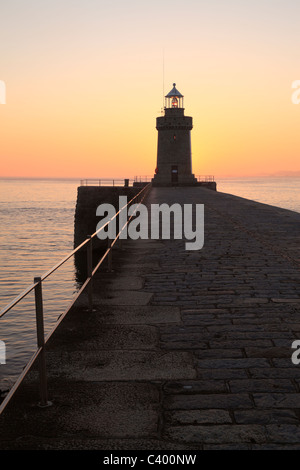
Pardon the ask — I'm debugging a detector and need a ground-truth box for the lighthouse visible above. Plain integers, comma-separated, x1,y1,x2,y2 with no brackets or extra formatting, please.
152,83,197,187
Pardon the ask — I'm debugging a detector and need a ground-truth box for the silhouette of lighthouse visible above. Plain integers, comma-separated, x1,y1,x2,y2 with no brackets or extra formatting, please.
152,83,197,186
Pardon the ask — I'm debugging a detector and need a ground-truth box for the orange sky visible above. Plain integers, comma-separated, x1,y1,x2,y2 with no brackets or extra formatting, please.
1,0,300,179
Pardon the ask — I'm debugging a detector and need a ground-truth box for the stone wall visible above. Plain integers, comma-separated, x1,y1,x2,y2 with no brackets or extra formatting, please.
74,186,140,250
196,181,217,191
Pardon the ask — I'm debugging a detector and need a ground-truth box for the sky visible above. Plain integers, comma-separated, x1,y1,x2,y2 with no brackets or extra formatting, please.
1,0,300,179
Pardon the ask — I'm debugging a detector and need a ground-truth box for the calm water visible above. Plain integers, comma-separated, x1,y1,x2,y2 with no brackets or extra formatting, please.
0,179,80,392
217,177,300,213
0,176,299,392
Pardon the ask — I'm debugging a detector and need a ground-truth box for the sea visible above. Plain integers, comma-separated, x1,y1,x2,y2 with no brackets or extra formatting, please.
0,176,300,392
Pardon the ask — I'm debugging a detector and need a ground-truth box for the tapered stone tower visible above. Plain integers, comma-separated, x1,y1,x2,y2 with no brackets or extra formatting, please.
152,83,197,186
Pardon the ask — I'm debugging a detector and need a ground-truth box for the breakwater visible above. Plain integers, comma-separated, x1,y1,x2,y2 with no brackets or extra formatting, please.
1,186,300,450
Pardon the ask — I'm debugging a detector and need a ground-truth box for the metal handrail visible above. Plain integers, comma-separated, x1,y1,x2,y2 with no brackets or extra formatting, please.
0,182,152,415
134,176,152,182
196,175,215,182
80,179,133,187
0,183,150,319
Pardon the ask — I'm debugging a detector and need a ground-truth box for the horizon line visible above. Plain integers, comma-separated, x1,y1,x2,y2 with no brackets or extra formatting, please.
1,173,300,180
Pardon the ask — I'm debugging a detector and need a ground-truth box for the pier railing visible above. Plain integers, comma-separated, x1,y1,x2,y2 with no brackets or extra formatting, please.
80,178,133,187
134,175,215,183
196,175,215,182
80,176,215,185
134,176,153,182
0,182,152,415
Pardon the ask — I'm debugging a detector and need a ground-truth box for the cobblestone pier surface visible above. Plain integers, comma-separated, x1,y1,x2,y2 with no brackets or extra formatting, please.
0,186,300,450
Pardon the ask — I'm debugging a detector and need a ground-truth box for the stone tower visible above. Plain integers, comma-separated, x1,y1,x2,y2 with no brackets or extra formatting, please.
152,83,197,186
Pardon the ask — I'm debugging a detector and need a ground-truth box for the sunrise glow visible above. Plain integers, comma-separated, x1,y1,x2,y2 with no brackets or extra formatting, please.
1,0,300,179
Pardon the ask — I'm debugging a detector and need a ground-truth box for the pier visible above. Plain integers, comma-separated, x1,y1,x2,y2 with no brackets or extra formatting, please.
1,186,300,450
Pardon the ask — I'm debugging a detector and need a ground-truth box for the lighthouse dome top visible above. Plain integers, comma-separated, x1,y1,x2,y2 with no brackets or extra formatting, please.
165,83,184,109
165,83,184,99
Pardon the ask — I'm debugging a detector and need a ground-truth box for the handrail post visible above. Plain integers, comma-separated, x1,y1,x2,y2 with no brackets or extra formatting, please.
34,277,51,408
87,236,93,311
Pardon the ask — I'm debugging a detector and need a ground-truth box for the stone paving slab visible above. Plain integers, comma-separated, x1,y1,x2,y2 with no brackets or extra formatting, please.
99,276,145,290
1,186,300,450
164,424,268,445
71,302,181,325
42,350,196,381
95,290,153,305
1,382,160,440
